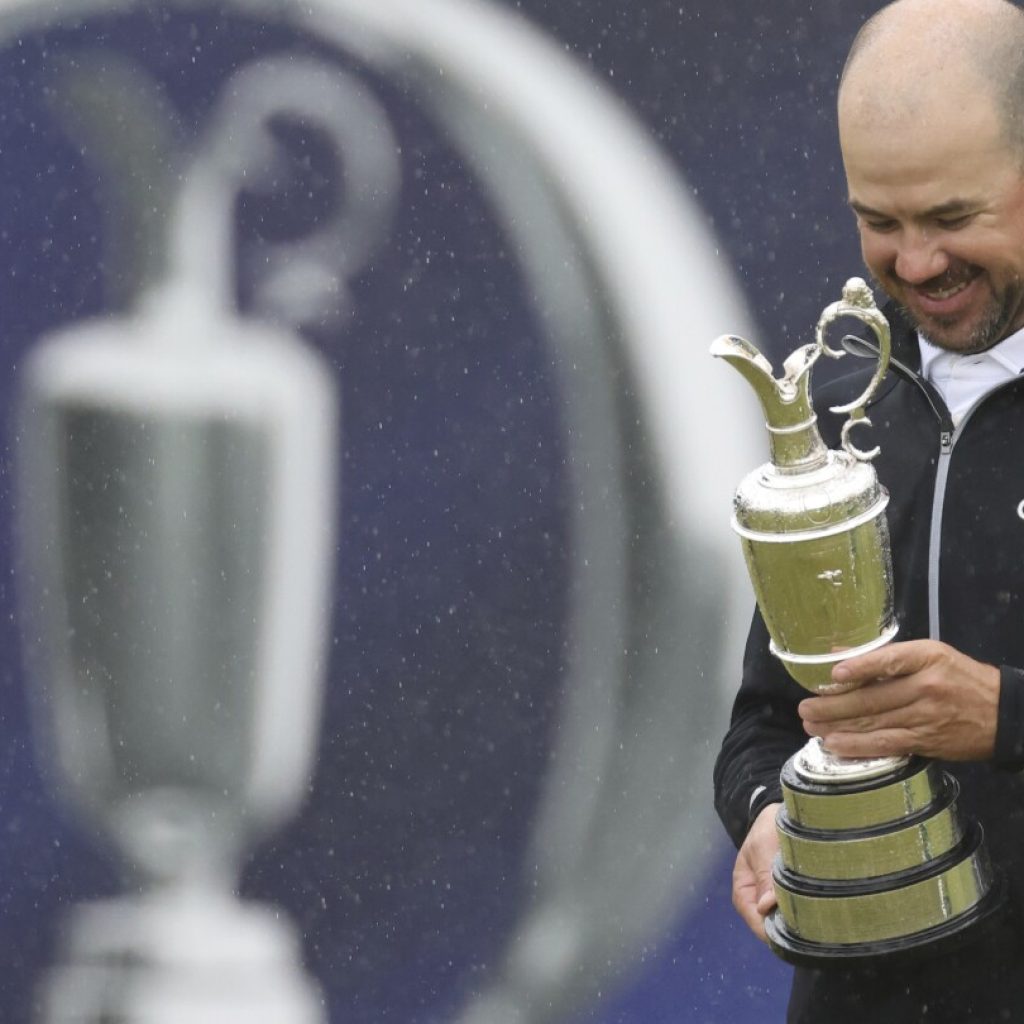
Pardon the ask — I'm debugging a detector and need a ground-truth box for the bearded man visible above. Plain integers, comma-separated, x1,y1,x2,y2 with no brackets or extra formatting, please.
714,0,1024,1019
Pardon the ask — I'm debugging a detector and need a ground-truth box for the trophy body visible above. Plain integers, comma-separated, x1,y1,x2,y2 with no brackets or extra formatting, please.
19,298,335,1023
713,279,1002,965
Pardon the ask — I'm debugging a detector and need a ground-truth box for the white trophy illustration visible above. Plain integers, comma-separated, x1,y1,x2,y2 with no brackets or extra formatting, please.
16,56,397,1023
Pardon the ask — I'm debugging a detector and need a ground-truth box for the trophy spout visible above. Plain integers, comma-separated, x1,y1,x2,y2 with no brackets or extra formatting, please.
710,333,827,471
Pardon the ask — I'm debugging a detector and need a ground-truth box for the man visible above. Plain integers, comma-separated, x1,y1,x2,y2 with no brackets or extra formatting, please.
714,0,1024,1019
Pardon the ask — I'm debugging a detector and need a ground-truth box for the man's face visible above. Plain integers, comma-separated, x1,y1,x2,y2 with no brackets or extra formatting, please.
840,91,1024,353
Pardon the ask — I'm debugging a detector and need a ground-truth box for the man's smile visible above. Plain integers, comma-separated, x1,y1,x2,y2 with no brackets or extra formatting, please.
897,264,986,321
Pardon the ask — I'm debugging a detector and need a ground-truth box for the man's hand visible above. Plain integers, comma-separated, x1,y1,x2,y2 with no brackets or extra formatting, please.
732,802,781,942
798,639,999,761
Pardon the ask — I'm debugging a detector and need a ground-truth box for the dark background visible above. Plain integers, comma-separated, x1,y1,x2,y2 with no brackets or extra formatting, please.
0,2,882,1021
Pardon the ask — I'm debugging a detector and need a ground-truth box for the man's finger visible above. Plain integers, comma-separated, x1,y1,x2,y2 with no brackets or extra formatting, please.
818,727,917,759
831,639,935,687
756,887,778,915
798,677,914,724
733,873,769,941
736,899,769,941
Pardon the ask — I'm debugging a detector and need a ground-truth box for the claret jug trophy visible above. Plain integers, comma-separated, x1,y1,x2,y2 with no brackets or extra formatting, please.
713,278,1003,965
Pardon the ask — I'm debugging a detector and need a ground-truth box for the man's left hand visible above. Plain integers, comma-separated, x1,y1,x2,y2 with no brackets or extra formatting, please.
798,639,999,762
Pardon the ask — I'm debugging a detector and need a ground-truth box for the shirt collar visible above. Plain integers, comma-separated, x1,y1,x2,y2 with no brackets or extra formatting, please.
918,324,1024,378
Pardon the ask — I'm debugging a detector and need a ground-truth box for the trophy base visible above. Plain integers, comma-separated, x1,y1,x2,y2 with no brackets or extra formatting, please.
769,751,1005,968
38,892,325,1024
765,871,1009,968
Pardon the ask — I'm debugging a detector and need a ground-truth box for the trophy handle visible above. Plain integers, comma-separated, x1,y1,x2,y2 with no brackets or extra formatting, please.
814,277,891,462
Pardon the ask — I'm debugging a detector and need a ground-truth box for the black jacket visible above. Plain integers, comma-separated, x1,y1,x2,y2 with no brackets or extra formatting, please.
713,304,1024,1022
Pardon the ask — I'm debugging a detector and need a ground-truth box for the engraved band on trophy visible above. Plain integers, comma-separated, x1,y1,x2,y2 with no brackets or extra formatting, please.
712,278,1003,964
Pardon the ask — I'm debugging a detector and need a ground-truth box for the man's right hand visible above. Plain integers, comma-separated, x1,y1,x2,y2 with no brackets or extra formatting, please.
732,801,781,942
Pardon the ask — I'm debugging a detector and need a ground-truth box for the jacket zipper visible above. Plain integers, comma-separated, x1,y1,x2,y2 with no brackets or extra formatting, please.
921,379,1020,640
929,427,954,640
839,335,1021,640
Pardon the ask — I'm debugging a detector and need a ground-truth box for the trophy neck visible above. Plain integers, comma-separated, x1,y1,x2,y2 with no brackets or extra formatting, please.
760,343,829,472
768,416,830,473
711,335,828,472
108,788,246,892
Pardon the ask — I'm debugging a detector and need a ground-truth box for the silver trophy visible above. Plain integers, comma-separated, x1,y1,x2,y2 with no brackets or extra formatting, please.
713,278,1002,964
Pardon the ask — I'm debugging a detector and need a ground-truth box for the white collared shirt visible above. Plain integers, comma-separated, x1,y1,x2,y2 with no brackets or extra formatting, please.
918,327,1024,425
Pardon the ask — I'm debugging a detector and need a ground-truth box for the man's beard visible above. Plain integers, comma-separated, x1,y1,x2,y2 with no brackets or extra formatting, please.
878,262,1023,354
899,295,1012,355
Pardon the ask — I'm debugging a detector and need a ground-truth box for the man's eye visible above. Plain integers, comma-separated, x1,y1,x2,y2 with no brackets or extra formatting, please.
862,219,897,233
937,215,972,230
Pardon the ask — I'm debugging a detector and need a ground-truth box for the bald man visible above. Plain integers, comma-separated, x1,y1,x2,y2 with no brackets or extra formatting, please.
714,0,1024,1019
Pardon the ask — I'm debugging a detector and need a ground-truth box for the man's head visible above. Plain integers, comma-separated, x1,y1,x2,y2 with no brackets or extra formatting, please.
838,0,1024,353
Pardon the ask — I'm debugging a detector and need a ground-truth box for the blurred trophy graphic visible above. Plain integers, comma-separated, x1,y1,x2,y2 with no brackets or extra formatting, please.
0,0,772,1020
16,55,397,1023
712,279,1003,965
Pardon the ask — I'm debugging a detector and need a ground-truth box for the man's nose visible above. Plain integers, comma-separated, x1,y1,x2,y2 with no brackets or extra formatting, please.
893,231,949,284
